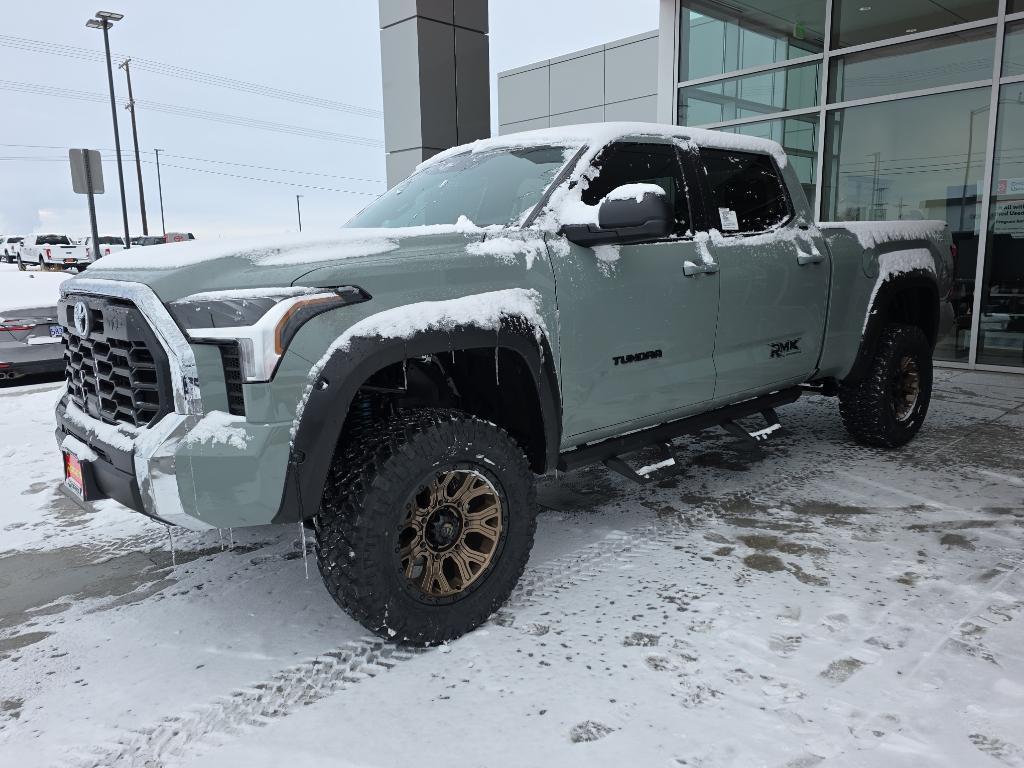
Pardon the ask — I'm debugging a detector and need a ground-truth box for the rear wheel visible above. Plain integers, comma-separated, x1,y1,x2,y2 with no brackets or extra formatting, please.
16,256,25,271
839,324,933,448
38,256,47,272
314,408,537,645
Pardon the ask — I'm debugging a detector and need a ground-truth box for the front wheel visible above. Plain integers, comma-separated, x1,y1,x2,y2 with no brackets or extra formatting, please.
16,256,25,271
839,324,933,448
314,408,537,645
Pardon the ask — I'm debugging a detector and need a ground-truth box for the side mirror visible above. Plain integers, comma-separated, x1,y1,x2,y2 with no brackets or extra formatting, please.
561,186,672,247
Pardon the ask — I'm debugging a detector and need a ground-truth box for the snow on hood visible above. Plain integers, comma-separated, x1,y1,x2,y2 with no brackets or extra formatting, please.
88,222,497,272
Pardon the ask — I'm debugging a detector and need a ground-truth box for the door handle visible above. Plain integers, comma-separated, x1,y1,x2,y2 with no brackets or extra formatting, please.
797,251,825,266
683,260,719,277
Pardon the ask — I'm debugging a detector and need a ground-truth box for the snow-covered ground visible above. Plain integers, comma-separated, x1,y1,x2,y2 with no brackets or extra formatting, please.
0,369,1022,768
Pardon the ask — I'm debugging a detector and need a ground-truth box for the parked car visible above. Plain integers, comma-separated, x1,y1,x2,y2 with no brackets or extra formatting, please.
55,123,954,645
19,233,89,271
164,232,195,243
131,236,167,246
2,235,24,264
83,235,127,261
1,272,70,380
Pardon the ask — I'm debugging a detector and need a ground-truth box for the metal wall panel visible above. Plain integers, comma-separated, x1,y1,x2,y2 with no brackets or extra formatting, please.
605,36,660,103
498,66,550,124
550,52,606,114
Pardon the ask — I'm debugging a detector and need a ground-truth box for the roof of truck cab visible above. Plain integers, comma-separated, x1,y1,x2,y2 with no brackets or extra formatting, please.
419,121,789,172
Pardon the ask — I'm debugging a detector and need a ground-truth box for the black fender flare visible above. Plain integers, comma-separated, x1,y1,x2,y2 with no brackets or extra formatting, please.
273,315,561,524
845,268,940,384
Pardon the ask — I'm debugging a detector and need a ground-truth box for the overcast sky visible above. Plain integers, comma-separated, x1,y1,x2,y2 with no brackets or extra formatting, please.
0,1,658,241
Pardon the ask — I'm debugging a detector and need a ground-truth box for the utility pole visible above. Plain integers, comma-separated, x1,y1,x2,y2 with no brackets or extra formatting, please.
296,194,303,232
87,12,131,248
154,148,166,236
119,58,148,235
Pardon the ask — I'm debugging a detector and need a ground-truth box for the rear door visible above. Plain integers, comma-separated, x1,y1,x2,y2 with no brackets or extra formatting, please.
551,140,720,445
697,148,830,398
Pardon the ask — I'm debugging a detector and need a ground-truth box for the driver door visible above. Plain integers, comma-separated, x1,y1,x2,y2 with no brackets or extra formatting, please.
550,140,720,446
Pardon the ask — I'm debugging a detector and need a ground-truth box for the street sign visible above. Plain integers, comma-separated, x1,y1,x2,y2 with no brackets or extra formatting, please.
69,149,104,195
69,148,103,260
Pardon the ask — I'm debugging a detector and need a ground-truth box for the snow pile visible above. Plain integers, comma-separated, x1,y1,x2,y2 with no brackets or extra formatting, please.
183,411,250,451
0,271,70,314
60,433,98,462
820,220,946,251
466,236,547,269
603,183,666,203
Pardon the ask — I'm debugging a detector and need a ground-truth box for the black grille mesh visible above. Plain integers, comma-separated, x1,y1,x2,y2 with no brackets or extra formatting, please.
62,297,171,428
218,343,246,416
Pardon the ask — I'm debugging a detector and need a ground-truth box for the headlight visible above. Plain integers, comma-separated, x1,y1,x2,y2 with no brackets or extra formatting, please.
168,286,370,382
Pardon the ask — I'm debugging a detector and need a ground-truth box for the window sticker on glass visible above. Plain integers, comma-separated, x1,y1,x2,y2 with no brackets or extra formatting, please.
718,208,740,232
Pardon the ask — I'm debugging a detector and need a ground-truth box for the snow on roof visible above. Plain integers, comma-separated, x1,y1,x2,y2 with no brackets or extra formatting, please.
421,122,790,171
0,271,71,314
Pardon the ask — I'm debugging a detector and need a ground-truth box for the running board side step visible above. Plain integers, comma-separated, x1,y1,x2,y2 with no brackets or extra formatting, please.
557,387,801,481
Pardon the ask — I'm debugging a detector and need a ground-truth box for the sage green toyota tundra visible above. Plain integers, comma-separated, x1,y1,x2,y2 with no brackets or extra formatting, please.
55,123,955,644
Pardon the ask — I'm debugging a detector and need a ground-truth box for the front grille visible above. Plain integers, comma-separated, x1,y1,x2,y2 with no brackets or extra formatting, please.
218,343,246,416
60,295,173,428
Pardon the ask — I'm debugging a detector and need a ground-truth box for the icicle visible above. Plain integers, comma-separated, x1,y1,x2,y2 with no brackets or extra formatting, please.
300,523,309,580
229,527,234,550
494,346,500,385
218,528,225,551
166,525,177,567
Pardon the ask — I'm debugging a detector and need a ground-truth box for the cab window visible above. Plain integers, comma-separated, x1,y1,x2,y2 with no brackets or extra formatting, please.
700,149,791,234
582,142,692,237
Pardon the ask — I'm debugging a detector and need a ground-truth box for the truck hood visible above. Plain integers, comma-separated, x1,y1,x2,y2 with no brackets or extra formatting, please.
69,227,489,302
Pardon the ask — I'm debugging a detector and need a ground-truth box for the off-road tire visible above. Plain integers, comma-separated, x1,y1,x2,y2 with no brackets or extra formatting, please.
839,324,932,448
16,256,25,271
314,408,537,645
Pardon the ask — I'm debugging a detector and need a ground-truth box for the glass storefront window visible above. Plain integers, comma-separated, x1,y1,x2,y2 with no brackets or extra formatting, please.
717,115,819,205
678,62,820,126
828,28,995,103
821,88,993,361
831,0,998,49
978,84,1024,367
1010,0,1024,12
1005,21,1024,78
678,5,823,83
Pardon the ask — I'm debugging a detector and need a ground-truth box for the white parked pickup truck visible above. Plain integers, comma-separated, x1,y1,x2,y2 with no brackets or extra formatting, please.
19,233,89,272
2,234,24,264
83,235,127,261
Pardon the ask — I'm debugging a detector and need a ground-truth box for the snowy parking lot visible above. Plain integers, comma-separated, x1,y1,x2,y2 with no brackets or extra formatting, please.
0,369,1022,767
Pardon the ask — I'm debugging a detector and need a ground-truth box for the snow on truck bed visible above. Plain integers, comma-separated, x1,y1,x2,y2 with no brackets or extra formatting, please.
0,268,71,314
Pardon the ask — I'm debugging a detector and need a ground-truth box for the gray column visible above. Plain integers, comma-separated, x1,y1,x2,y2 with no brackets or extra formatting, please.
379,0,490,187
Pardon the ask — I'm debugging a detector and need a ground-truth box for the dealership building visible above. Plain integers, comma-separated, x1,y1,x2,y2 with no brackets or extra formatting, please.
376,1,1023,374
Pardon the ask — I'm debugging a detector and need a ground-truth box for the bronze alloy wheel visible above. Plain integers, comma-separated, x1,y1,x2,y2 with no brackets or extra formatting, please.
398,469,503,599
891,355,921,422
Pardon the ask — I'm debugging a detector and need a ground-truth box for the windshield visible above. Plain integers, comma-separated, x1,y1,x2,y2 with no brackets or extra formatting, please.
37,235,71,246
346,146,569,229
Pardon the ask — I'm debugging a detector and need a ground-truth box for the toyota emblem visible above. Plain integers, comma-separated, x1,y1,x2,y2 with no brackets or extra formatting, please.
73,300,91,337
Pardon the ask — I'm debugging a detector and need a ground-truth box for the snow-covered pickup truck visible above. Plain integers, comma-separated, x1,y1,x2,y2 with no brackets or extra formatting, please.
19,233,89,272
82,235,126,261
2,234,24,263
54,123,954,644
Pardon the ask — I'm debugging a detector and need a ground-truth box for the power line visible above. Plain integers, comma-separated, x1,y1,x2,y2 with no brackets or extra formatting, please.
135,159,380,195
0,143,385,185
0,79,383,147
0,34,383,119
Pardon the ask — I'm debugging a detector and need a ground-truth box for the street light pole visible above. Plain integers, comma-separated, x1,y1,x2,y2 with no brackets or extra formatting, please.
296,194,303,232
154,148,166,237
88,12,131,249
119,58,148,235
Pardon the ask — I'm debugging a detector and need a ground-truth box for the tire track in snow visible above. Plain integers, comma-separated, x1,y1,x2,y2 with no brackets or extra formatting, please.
64,523,690,768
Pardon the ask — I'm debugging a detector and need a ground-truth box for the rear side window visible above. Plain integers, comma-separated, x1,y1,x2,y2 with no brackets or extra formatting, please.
582,142,692,237
36,234,72,246
700,149,790,234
